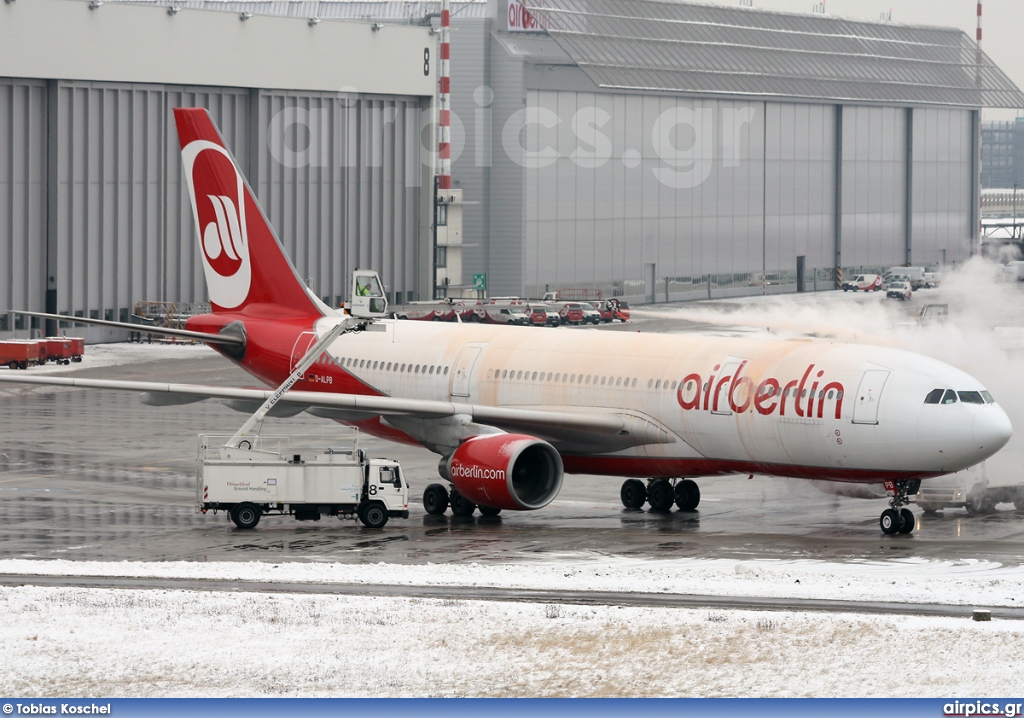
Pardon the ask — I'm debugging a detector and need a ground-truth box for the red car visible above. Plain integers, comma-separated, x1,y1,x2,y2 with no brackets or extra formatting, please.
558,303,585,325
593,300,630,322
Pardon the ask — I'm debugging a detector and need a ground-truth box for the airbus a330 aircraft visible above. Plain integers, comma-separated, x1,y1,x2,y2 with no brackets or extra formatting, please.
1,108,1012,535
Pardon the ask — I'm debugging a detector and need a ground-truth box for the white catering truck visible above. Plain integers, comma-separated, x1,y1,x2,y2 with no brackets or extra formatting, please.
197,269,409,529
197,432,409,529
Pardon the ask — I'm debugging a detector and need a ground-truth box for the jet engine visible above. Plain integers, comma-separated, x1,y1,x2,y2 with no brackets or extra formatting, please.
440,434,563,510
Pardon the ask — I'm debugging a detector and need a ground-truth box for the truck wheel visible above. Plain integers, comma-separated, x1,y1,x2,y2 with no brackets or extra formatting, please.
359,502,389,528
423,483,449,515
965,491,989,515
229,503,261,529
1014,493,1024,511
7,362,16,370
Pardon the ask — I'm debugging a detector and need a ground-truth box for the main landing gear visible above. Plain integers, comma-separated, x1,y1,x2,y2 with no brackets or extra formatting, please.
620,478,700,512
879,480,920,535
422,482,502,518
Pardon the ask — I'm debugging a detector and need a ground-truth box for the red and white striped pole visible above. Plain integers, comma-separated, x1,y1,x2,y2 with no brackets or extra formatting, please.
437,0,451,190
977,1,984,255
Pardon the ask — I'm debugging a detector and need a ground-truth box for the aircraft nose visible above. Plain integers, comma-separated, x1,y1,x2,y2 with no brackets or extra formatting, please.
972,406,1013,454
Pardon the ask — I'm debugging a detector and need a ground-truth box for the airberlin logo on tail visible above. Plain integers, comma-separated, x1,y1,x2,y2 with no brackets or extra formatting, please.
181,140,252,309
677,362,845,420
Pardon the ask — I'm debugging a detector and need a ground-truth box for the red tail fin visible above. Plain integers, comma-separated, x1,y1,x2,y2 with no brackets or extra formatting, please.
174,108,324,317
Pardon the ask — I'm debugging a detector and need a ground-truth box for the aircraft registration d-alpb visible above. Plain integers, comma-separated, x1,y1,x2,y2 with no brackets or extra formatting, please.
2,108,1012,535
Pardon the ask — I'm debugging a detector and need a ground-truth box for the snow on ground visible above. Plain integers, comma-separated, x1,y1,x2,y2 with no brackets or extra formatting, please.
2,557,1024,696
1,582,1023,697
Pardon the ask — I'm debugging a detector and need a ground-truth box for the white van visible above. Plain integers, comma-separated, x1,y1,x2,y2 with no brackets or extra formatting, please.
841,274,882,292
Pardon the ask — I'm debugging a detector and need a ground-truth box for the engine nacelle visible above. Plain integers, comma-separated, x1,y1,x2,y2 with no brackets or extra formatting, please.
441,434,563,511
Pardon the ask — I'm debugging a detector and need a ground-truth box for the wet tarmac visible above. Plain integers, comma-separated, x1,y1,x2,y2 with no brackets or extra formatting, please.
1,310,1023,569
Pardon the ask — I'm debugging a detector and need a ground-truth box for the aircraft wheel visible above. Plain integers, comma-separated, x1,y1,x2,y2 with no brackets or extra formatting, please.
898,508,915,534
478,506,502,517
422,483,450,515
359,502,389,528
674,479,700,511
230,503,261,530
647,480,674,512
1013,492,1024,511
620,479,646,509
450,490,476,517
879,509,900,535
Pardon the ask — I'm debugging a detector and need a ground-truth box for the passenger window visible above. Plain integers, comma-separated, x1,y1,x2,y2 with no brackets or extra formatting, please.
958,391,985,405
924,389,944,404
942,390,958,404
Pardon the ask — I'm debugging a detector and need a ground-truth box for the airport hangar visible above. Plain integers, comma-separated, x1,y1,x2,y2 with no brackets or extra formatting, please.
3,0,1024,343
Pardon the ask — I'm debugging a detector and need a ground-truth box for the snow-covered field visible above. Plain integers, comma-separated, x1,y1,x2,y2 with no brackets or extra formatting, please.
2,556,1023,697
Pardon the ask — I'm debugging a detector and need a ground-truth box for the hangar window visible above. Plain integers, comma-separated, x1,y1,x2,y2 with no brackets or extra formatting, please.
942,390,958,404
924,389,944,404
958,391,985,405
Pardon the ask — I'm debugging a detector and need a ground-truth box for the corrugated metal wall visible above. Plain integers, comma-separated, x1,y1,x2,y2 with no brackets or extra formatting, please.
1,80,422,338
0,79,47,332
513,88,974,299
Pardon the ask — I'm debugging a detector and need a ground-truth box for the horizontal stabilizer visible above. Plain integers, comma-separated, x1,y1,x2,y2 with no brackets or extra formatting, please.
9,310,244,346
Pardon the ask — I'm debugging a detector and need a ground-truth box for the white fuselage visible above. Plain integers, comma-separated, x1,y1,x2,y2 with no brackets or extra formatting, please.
299,318,1011,483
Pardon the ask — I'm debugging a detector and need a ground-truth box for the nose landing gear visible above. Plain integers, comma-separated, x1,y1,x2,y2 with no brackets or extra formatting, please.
879,480,920,535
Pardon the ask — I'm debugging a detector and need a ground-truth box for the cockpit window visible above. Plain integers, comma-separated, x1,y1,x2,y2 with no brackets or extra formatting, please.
958,391,985,405
924,389,944,404
981,391,994,404
942,390,958,405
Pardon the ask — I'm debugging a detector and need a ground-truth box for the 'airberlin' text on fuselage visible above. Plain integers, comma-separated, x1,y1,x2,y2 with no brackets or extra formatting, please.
677,362,845,419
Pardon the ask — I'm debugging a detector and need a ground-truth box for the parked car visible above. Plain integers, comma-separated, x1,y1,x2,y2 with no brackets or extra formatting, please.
477,306,530,325
557,302,585,325
886,280,912,301
526,306,551,327
579,303,602,325
591,299,630,322
842,274,882,292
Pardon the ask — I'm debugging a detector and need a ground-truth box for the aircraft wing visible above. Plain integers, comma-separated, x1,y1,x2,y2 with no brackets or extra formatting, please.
0,375,676,452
